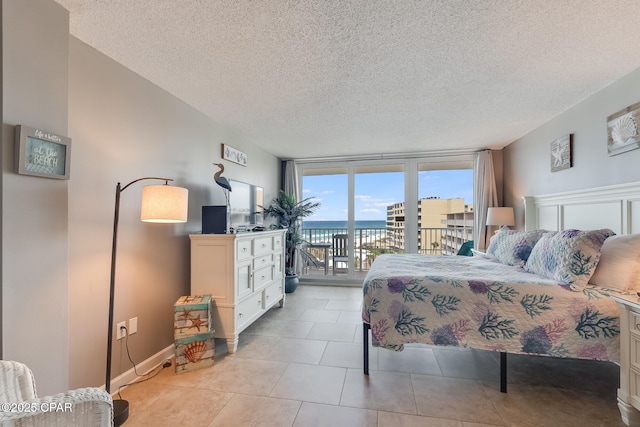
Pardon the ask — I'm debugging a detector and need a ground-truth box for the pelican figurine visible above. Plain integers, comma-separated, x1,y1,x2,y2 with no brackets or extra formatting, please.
213,163,232,192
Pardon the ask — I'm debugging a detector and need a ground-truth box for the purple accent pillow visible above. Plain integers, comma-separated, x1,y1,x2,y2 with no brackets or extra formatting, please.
486,227,549,266
525,228,615,291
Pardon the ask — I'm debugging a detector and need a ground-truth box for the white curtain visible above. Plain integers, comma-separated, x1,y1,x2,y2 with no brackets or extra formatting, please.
283,160,303,274
283,160,299,200
474,150,498,250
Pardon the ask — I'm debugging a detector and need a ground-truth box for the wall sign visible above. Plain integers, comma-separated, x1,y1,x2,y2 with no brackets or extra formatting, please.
15,125,71,179
221,143,247,166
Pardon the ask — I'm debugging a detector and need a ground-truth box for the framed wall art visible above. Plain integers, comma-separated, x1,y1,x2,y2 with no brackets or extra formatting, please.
607,102,640,156
15,125,71,179
221,143,247,166
550,134,571,172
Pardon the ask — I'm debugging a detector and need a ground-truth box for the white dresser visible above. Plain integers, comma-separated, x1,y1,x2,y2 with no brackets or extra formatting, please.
612,294,640,427
190,229,286,353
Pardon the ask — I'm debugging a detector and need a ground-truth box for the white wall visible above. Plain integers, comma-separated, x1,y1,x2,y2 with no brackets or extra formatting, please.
503,67,640,228
2,0,70,395
2,0,281,393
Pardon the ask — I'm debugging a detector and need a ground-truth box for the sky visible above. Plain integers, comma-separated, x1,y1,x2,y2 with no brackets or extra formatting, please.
303,169,474,221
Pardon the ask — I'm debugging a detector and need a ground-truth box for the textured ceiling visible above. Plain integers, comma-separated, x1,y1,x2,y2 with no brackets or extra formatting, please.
55,0,640,159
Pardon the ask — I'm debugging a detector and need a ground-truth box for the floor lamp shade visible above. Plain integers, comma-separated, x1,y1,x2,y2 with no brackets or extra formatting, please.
141,185,188,223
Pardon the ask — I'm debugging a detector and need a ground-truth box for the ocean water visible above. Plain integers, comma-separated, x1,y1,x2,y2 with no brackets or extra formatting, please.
303,220,386,229
301,220,387,244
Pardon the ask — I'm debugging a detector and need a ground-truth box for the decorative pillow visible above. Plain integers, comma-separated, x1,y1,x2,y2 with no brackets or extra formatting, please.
589,234,640,292
525,228,615,291
486,227,549,266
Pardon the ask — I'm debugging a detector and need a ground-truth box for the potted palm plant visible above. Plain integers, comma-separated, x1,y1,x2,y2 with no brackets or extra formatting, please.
262,191,320,293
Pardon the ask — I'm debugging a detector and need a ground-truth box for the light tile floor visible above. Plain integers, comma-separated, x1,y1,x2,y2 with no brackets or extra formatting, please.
121,284,626,426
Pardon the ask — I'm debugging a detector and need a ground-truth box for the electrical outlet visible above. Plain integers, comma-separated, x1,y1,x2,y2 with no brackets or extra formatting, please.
129,317,138,335
116,321,126,340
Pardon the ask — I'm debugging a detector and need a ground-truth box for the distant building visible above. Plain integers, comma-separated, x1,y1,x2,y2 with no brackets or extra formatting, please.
386,202,406,249
386,198,473,253
440,208,474,255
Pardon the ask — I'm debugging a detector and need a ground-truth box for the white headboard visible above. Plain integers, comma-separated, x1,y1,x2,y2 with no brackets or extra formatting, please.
523,181,640,235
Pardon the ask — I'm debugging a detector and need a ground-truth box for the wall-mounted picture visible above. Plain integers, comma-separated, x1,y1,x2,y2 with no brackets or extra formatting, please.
15,125,72,179
221,143,247,166
607,102,640,156
550,134,571,172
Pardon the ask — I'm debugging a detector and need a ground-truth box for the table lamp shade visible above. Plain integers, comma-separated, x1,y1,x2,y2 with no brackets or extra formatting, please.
486,207,515,226
141,185,188,223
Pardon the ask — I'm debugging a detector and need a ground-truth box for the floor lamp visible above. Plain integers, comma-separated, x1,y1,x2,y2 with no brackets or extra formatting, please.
107,177,188,426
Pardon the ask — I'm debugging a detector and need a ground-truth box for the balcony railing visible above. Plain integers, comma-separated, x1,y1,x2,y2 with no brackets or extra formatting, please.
301,226,473,276
417,227,474,256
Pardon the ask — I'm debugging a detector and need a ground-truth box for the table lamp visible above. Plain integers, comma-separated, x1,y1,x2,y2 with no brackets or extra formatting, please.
486,207,515,230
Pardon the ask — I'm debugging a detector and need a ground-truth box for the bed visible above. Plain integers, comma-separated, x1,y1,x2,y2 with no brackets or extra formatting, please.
362,252,621,359
361,250,622,392
362,182,640,402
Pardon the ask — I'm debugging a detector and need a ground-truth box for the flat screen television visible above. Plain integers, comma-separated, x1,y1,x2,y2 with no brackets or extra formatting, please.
228,179,264,229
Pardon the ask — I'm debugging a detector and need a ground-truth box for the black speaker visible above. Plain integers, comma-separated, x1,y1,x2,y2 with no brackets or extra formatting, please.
202,205,227,234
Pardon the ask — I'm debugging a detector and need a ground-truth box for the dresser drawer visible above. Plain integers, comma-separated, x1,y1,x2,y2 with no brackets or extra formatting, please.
273,254,283,279
632,337,640,371
236,292,263,329
236,260,253,297
630,366,640,409
264,281,283,308
253,237,272,256
236,239,252,261
631,311,640,336
273,234,283,251
253,266,273,289
631,311,640,371
254,254,272,270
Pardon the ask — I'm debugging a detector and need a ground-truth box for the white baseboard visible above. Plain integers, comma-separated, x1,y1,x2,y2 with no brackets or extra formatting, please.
106,344,174,395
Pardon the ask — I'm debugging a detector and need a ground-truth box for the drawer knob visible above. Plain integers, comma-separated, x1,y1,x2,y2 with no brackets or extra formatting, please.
261,275,265,280
242,248,247,253
239,312,243,318
262,244,266,248
258,300,262,305
636,323,640,331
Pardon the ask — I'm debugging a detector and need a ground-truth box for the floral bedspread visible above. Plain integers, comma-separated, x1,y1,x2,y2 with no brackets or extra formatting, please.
362,254,621,362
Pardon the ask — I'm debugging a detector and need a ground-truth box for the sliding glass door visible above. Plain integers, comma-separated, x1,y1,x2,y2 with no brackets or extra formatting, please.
354,164,405,274
298,155,474,281
300,167,349,276
418,162,474,255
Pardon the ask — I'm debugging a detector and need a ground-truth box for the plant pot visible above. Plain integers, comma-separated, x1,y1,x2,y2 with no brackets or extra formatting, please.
284,274,299,293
